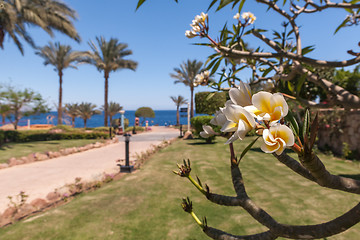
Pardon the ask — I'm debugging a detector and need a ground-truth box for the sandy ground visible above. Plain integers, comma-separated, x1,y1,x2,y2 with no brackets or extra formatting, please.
0,126,179,213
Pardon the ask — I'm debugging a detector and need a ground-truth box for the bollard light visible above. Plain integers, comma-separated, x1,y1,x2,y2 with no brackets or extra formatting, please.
180,124,183,137
119,133,134,173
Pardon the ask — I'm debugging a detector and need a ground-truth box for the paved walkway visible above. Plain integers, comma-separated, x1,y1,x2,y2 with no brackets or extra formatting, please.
0,126,179,213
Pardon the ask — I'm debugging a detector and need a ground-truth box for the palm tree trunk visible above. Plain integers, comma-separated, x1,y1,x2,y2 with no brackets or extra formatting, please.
176,106,180,126
104,71,109,127
1,115,5,125
190,87,194,119
84,119,87,128
71,117,75,128
58,71,63,125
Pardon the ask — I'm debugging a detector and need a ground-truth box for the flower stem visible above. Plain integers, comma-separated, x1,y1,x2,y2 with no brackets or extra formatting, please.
187,175,206,195
190,211,204,228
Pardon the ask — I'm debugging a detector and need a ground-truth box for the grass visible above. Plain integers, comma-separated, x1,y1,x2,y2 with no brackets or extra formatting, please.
0,139,104,164
0,137,360,239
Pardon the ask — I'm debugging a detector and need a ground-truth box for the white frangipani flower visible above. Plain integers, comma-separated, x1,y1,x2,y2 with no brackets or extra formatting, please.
221,104,256,144
241,12,256,24
210,109,227,127
229,81,252,107
200,125,217,138
185,30,198,38
249,91,288,123
261,124,294,155
233,13,240,20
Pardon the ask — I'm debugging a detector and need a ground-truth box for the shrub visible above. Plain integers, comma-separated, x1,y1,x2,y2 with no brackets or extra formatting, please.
0,129,109,143
50,125,75,132
195,91,228,115
125,126,145,133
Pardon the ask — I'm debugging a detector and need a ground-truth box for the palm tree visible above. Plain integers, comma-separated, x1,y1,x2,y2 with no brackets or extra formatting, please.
170,59,203,119
0,0,80,54
36,42,87,125
77,102,100,128
83,36,137,127
170,95,188,126
64,103,79,127
104,101,123,127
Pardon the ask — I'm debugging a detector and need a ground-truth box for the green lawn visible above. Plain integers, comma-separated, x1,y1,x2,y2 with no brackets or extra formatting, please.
0,139,104,164
0,137,359,239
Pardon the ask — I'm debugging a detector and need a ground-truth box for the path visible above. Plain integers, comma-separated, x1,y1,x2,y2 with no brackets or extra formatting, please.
0,126,179,213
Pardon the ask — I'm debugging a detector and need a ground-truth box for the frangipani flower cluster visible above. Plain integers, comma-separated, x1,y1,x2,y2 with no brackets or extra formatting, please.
202,82,294,155
234,12,256,25
185,12,208,38
194,70,210,87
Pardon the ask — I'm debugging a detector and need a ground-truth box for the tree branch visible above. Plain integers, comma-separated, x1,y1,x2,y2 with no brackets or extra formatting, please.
218,45,360,68
204,227,277,240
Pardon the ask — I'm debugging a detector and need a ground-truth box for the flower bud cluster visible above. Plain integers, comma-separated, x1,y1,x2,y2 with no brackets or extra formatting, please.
185,12,208,38
234,11,256,26
194,70,210,87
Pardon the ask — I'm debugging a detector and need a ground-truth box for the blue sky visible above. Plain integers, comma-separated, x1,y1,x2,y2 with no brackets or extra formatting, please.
0,0,357,110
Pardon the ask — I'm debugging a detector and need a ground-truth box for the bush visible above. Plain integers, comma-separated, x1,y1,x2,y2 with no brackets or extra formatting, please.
125,126,145,133
191,116,219,143
0,129,109,144
195,91,228,115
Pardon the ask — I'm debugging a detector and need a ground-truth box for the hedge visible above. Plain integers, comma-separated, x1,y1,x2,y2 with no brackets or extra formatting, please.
0,130,109,144
195,91,228,115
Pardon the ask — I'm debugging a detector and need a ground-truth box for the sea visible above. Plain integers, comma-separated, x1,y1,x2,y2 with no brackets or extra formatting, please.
5,110,204,128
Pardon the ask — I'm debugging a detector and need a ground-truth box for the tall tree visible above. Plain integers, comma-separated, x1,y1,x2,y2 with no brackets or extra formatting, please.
170,95,187,126
64,103,79,128
170,59,203,119
1,86,48,129
83,36,137,127
104,101,123,127
0,104,11,125
36,42,86,125
0,0,80,54
77,102,100,128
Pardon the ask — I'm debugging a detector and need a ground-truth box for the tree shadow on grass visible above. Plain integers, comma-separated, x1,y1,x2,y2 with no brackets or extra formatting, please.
249,147,293,154
338,174,360,181
187,141,216,145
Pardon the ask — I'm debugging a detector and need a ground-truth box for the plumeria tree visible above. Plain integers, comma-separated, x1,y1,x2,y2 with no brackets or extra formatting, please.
138,1,360,239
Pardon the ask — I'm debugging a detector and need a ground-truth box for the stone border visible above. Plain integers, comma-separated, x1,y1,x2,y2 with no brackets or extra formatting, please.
0,138,119,170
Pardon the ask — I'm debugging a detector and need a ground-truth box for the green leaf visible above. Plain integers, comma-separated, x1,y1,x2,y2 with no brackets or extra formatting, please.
238,0,245,13
206,92,216,101
284,111,299,137
239,137,260,162
302,108,310,141
302,45,315,55
217,0,234,11
136,0,146,10
207,0,218,11
334,18,349,34
287,81,295,92
262,67,273,77
309,112,319,149
210,58,222,76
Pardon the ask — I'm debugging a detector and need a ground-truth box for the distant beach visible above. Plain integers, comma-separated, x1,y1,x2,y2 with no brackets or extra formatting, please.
3,110,205,128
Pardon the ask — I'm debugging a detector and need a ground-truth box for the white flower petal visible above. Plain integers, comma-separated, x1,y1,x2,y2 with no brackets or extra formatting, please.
271,93,288,117
200,131,210,138
252,91,273,113
203,125,216,135
221,120,237,132
225,132,239,144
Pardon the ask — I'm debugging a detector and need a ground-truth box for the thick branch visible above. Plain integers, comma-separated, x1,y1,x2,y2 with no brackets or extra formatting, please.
299,150,360,194
204,227,277,240
272,153,316,182
297,66,360,108
293,1,360,14
218,46,360,68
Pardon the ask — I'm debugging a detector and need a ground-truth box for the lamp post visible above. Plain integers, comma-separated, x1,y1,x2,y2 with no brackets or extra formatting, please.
119,110,125,133
119,133,134,173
